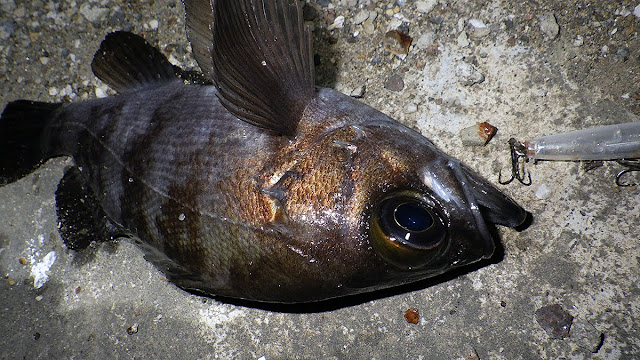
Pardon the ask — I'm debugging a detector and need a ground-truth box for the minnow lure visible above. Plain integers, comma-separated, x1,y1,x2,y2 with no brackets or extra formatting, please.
499,122,640,186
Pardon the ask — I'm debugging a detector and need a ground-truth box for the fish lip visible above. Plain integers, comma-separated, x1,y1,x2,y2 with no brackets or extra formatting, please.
449,162,498,260
449,161,528,260
458,165,527,228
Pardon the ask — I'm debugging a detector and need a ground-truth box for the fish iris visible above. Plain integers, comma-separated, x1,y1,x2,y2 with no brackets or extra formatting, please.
369,191,448,269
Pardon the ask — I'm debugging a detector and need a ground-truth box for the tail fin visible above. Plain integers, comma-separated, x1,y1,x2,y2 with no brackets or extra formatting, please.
0,100,61,185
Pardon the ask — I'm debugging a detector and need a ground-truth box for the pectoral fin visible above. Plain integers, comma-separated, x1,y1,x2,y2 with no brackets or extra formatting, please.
210,0,316,137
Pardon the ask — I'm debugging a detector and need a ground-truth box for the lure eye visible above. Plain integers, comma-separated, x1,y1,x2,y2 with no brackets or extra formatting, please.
370,192,447,269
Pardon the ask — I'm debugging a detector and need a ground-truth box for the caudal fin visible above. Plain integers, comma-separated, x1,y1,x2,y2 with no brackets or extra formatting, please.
0,100,61,185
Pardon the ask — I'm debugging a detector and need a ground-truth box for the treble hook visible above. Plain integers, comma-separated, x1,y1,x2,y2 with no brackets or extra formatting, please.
499,138,532,186
615,159,640,187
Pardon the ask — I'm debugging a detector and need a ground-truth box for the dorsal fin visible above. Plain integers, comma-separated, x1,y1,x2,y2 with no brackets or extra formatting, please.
184,0,215,80
91,31,179,93
210,0,316,137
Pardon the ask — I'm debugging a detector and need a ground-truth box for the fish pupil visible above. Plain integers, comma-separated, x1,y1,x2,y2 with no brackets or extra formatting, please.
394,202,433,232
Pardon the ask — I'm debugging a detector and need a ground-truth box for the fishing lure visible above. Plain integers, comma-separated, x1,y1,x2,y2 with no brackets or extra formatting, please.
499,122,640,186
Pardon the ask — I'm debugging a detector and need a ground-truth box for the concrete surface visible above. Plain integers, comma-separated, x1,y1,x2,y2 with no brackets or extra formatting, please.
1,0,639,359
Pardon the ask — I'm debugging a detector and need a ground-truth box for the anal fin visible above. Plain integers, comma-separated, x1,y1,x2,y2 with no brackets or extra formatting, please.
55,167,125,254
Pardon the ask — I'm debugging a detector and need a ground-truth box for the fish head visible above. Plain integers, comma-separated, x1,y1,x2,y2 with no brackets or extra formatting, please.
179,0,527,302
270,89,527,300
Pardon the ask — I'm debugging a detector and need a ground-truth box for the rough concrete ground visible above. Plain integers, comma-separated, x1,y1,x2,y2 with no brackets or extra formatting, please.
1,0,639,359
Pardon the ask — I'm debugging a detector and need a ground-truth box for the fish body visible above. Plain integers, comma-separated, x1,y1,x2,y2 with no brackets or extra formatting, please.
0,0,527,303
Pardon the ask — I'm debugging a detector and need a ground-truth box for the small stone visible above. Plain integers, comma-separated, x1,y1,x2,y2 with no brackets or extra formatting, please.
127,323,139,335
405,103,418,114
0,20,14,40
95,86,108,98
472,27,491,38
384,74,404,92
415,0,437,14
349,85,366,98
415,32,436,50
363,19,375,34
404,308,419,324
13,6,25,18
369,11,378,22
148,19,159,30
460,122,497,146
539,13,559,40
573,35,584,47
79,3,109,23
457,31,470,47
570,318,604,353
534,183,553,199
468,19,486,29
352,9,369,25
327,15,344,30
383,30,412,55
615,8,632,17
535,304,573,339
456,61,484,86
616,46,630,61
48,87,58,96
35,295,43,301
634,4,640,18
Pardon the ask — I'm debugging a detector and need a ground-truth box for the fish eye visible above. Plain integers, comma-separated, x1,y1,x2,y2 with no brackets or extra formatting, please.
370,191,447,269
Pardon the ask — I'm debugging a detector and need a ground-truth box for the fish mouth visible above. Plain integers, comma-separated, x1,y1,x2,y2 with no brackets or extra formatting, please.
458,165,527,228
451,162,527,259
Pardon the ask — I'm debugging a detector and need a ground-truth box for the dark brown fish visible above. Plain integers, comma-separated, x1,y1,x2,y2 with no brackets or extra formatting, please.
0,0,526,303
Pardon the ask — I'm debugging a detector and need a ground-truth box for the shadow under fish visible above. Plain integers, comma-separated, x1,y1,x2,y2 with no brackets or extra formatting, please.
0,0,528,304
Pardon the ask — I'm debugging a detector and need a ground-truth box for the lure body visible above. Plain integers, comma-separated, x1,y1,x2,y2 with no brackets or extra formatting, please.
524,122,640,161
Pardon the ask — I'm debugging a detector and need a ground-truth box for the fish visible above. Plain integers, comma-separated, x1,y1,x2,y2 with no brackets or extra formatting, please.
0,0,527,303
